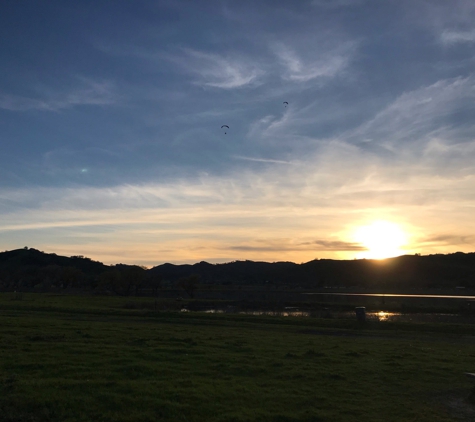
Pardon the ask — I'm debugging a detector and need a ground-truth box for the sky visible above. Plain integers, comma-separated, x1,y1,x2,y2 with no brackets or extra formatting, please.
1,0,475,267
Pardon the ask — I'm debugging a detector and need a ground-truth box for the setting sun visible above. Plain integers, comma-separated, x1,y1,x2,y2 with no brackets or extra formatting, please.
354,220,407,259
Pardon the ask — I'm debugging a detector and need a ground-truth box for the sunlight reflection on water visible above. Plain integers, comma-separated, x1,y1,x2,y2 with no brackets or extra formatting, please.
367,311,399,321
203,309,311,317
183,308,475,323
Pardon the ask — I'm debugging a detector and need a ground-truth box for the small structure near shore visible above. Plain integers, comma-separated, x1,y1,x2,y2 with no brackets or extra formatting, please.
355,307,366,322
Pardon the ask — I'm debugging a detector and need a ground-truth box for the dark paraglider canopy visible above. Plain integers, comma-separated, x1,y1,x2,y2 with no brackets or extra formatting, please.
283,101,289,107
221,125,229,134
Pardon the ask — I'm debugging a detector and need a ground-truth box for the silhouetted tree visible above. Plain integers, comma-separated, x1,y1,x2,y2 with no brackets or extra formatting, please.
143,272,162,296
97,269,122,295
121,266,146,296
177,274,199,298
59,266,84,288
39,265,61,287
97,266,146,296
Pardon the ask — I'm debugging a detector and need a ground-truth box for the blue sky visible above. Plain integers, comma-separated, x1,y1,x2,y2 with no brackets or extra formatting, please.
1,0,475,266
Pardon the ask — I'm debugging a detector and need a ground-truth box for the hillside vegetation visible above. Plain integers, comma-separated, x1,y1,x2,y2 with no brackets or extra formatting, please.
1,248,475,295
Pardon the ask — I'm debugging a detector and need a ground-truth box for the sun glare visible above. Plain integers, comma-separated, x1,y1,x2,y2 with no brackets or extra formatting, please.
354,220,407,259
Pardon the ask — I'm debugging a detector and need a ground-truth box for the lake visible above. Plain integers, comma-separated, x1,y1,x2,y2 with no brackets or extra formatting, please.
183,307,475,324
303,292,475,300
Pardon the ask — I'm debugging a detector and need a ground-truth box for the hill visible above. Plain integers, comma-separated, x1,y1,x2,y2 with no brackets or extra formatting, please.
1,248,475,294
0,248,141,293
149,252,475,290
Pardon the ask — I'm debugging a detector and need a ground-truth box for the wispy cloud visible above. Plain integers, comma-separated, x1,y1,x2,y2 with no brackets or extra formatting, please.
41,147,122,175
311,0,366,9
0,78,117,112
274,43,354,82
417,234,475,250
347,76,475,154
441,29,475,44
96,42,263,90
177,49,263,89
232,156,293,165
245,112,298,145
229,238,364,252
407,0,475,45
0,95,51,112
302,240,366,251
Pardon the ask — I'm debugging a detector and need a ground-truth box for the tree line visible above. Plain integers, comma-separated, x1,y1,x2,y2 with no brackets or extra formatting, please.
1,247,475,295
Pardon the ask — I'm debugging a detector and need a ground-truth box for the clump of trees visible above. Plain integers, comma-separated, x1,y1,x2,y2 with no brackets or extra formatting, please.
177,274,200,298
97,266,163,296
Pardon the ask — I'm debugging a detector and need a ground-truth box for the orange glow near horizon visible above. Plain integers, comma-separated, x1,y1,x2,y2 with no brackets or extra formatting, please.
353,220,408,259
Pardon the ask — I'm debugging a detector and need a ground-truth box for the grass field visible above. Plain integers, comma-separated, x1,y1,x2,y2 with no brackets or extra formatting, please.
1,293,475,421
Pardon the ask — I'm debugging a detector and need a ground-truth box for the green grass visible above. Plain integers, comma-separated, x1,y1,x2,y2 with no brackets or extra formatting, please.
1,293,475,421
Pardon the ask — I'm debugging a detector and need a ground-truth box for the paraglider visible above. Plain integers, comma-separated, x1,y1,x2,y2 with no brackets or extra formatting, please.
221,125,229,134
283,101,288,108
